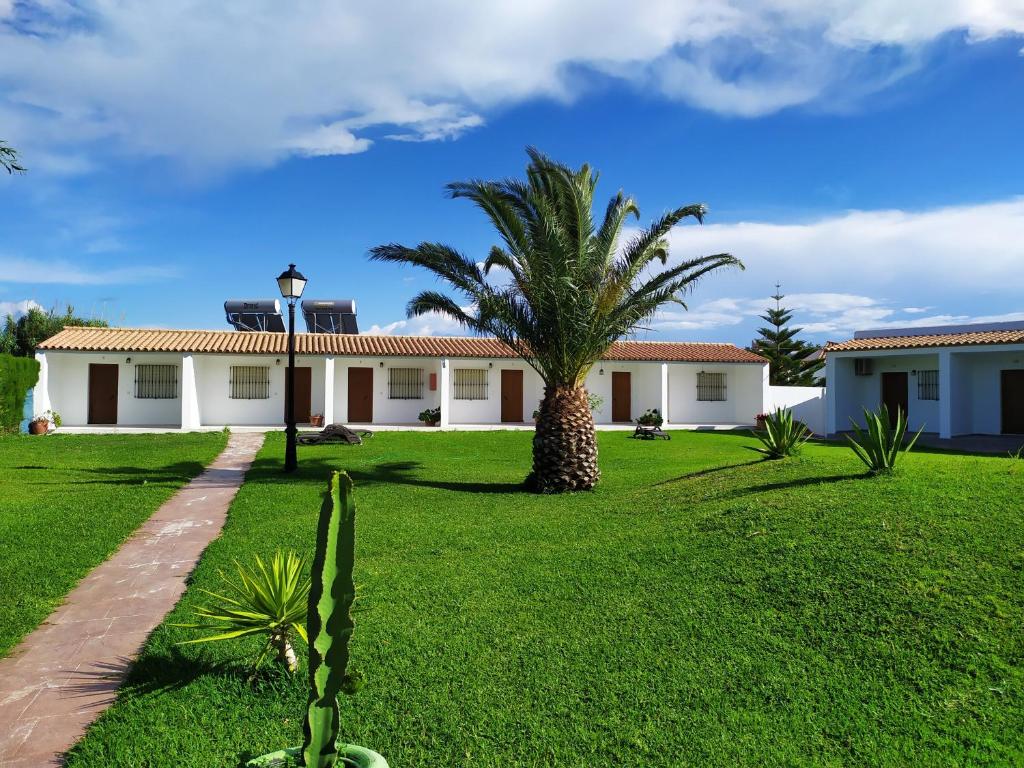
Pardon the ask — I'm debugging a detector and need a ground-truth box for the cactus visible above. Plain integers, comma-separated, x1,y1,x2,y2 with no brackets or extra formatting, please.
302,471,357,768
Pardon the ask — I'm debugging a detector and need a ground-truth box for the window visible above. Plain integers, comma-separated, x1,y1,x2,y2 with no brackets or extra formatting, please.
454,368,488,400
230,365,270,399
696,371,727,401
135,364,178,399
388,367,424,399
917,369,939,400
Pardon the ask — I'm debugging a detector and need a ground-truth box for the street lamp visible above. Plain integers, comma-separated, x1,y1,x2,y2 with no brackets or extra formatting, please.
277,263,307,473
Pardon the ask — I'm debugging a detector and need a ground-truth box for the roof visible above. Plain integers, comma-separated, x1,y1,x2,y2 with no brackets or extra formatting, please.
37,326,766,364
826,327,1024,353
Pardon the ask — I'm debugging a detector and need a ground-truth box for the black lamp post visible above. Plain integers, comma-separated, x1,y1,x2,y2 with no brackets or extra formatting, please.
277,263,307,473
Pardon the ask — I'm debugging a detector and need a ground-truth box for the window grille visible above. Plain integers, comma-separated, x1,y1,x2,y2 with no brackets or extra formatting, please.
917,369,939,400
229,365,270,399
454,368,488,400
696,371,727,401
388,367,424,399
135,364,178,399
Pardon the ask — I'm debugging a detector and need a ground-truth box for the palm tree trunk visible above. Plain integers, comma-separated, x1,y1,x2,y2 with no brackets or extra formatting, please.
531,385,600,492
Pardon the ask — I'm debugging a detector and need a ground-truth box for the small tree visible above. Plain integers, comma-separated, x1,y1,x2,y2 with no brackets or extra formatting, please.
0,305,108,357
1,141,25,174
751,286,824,386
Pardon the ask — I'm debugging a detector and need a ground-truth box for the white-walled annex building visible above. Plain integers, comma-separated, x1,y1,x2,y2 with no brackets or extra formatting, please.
825,321,1024,438
34,326,770,431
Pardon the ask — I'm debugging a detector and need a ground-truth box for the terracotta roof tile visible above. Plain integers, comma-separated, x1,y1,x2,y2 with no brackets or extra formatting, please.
38,326,766,364
825,328,1024,353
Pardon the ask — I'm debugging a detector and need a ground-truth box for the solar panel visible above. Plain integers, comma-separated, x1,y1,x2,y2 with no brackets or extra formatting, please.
301,299,358,334
224,299,286,332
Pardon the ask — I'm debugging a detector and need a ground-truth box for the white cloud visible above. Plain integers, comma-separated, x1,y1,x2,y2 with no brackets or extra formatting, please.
0,256,176,284
642,197,1024,338
0,1,1021,172
0,299,42,317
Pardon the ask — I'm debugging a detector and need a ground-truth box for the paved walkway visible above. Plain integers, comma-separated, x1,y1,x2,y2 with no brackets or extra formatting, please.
0,431,264,767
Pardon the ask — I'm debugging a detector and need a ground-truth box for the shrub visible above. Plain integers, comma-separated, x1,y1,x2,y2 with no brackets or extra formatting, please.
0,354,40,433
586,392,604,412
846,405,922,474
177,550,310,673
418,407,441,423
636,408,663,428
750,407,811,459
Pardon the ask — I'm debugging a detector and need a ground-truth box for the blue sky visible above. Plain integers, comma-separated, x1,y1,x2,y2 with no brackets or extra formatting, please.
1,2,1023,346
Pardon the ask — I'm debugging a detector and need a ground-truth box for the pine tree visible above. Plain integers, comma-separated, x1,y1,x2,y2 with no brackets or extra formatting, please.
751,285,824,386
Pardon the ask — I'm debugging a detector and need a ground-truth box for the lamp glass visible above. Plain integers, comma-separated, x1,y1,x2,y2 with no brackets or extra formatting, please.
276,264,307,300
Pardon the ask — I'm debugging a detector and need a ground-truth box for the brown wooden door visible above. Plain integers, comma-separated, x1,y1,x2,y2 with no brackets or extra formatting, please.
88,364,119,425
881,371,909,426
1002,370,1024,434
612,371,631,422
500,369,524,423
347,367,374,423
285,366,312,424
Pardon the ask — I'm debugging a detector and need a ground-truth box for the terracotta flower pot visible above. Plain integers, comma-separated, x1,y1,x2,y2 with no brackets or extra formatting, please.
422,420,438,427
29,420,49,435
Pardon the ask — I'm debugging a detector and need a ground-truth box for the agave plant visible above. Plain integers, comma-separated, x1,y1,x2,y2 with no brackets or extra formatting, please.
846,404,923,474
750,407,811,459
177,550,310,673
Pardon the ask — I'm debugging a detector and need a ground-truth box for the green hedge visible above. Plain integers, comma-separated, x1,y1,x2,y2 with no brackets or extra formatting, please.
0,354,40,433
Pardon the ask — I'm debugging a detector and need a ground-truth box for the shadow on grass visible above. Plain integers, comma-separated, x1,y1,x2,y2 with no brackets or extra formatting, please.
725,472,865,498
653,459,764,487
249,456,526,494
15,461,209,485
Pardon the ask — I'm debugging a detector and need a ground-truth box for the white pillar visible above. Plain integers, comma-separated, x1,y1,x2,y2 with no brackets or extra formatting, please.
938,349,952,439
180,353,201,430
323,356,335,425
440,358,451,428
825,354,838,435
33,351,51,418
660,363,669,426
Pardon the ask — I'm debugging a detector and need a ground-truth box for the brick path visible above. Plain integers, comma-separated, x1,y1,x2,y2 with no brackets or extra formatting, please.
0,431,265,767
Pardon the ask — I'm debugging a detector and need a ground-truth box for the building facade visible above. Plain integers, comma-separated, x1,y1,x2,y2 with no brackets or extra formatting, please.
825,321,1024,438
34,327,769,430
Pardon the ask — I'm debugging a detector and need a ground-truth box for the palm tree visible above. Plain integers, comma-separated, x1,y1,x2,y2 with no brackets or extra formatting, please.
0,141,25,174
370,149,742,492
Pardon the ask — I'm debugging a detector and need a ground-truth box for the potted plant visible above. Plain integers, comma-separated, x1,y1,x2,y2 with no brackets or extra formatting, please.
532,409,541,424
28,410,61,435
755,412,769,430
635,408,663,428
311,413,325,428
418,407,441,427
247,472,388,768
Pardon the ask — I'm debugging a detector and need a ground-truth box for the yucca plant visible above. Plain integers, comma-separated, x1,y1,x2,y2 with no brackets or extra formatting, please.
750,407,811,459
177,550,310,673
846,404,923,474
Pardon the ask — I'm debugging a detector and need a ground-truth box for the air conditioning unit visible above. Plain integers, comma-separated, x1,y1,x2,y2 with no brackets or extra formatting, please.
854,358,874,376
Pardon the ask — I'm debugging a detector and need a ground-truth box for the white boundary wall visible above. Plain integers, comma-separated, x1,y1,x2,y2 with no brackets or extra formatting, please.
766,386,827,435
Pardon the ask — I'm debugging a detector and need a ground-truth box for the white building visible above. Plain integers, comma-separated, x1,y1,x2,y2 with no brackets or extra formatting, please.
825,321,1024,438
33,326,769,431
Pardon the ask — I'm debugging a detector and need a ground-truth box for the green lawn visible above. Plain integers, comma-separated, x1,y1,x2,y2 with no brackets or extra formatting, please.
65,431,1023,767
0,431,227,656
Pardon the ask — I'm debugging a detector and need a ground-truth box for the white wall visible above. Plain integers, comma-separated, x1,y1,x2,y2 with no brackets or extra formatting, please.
44,351,183,426
766,386,827,435
583,362,662,424
194,353,324,426
963,350,1024,434
666,362,765,425
333,357,444,424
830,353,940,433
447,359,545,424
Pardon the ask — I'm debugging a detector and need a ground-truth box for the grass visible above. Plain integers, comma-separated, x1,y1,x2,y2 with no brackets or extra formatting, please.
63,431,1023,767
0,431,227,656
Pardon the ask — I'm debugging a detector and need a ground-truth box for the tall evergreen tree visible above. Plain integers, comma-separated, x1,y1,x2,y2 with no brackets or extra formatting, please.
751,286,824,386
